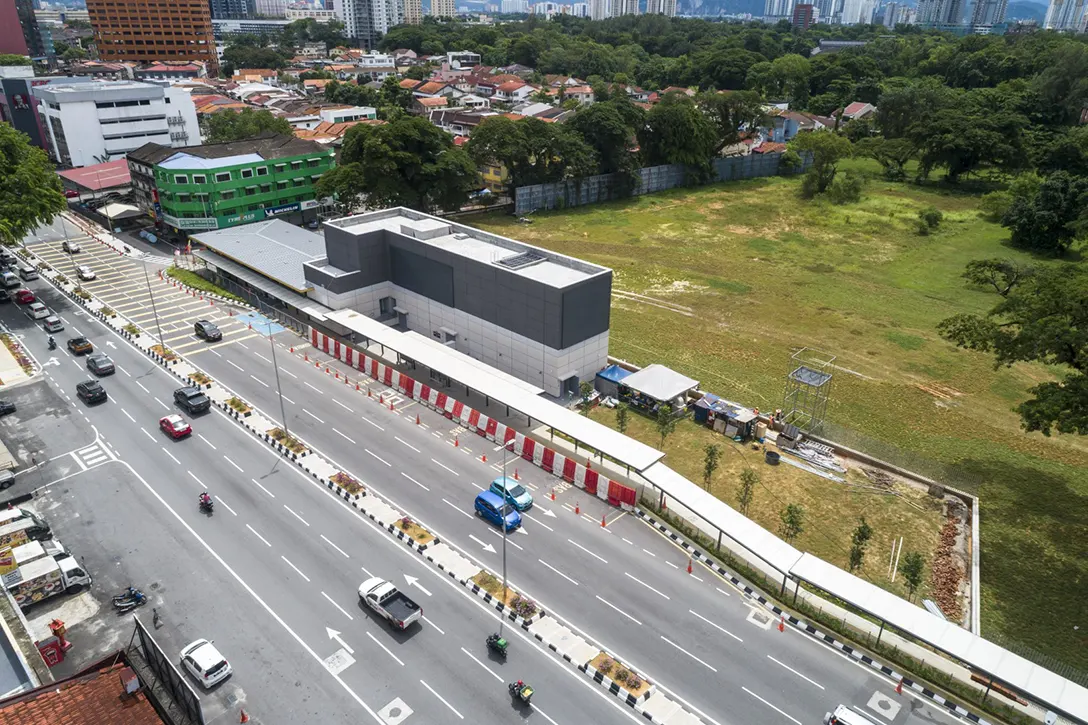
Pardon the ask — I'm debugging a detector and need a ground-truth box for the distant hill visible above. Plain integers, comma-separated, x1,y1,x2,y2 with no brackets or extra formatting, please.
1005,0,1047,21
680,0,767,16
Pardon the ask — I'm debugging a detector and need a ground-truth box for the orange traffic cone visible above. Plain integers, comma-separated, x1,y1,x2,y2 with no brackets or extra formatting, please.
896,678,903,695
239,709,250,723
513,468,519,480
481,454,487,463
454,437,459,447
778,616,785,633
356,383,360,391
550,488,555,501
687,558,693,574
601,514,607,528
575,501,580,515
389,401,394,411
415,414,420,425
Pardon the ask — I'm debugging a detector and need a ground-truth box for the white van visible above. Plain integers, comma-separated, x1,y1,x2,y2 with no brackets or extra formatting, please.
824,705,880,725
18,264,38,281
0,271,18,288
28,302,49,320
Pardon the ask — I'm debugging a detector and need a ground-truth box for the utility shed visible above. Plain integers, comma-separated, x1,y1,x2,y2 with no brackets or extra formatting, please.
619,364,699,414
594,364,632,398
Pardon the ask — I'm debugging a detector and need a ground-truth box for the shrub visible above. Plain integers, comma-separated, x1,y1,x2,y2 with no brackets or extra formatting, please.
597,658,614,675
799,169,820,199
916,219,931,236
918,206,943,230
978,190,1011,221
827,171,863,205
615,667,630,682
626,674,641,689
510,594,538,619
399,516,413,530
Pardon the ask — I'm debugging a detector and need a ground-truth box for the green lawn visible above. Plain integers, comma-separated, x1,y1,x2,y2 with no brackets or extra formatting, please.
471,160,1088,671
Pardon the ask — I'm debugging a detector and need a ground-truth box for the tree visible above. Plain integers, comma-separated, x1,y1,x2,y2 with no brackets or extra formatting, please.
615,403,629,435
638,95,717,174
854,137,913,180
567,100,643,176
1001,171,1088,255
788,132,852,196
338,116,478,213
848,517,873,572
467,116,595,190
779,503,805,542
0,54,31,67
655,406,677,449
899,551,925,601
579,381,595,416
911,100,1026,182
702,444,721,491
736,468,758,516
222,43,290,72
61,46,87,62
202,108,294,143
938,263,1088,435
315,163,366,217
0,124,66,245
379,75,415,115
698,90,766,156
961,258,1034,297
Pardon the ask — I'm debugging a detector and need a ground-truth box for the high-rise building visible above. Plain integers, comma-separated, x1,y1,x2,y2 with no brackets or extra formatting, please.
404,0,423,23
916,0,965,23
588,0,609,18
792,2,814,26
210,0,257,19
1043,0,1087,28
765,0,795,17
335,0,402,49
500,0,530,11
970,0,1007,24
646,0,677,14
613,0,639,15
87,0,218,74
431,0,455,16
1,0,49,59
255,0,288,16
882,1,898,25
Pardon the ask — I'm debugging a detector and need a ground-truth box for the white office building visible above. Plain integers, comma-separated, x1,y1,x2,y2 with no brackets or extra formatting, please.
588,0,609,18
1044,0,1087,28
612,0,639,13
336,0,403,49
32,80,199,168
255,0,288,15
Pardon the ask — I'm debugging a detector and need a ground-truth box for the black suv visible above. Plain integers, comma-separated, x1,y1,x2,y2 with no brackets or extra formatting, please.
86,353,115,376
77,380,107,404
194,320,222,341
174,386,210,414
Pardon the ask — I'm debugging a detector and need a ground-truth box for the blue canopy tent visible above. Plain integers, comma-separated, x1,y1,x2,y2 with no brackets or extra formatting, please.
595,364,632,399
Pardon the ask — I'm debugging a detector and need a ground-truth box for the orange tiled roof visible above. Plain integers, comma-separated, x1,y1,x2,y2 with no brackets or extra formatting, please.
497,81,527,93
416,97,448,107
1,662,162,725
399,78,423,89
415,81,447,95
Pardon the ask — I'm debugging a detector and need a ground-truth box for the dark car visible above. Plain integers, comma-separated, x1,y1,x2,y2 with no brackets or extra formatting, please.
0,400,15,416
174,387,210,414
0,289,9,303
86,353,115,376
67,337,93,355
76,380,107,404
194,320,222,342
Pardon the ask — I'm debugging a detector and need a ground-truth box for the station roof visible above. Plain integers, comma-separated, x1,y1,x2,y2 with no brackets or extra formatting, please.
57,159,131,191
192,220,325,293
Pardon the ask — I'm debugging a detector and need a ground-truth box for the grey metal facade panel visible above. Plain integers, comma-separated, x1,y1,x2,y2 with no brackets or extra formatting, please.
304,265,367,295
390,245,454,307
561,274,612,349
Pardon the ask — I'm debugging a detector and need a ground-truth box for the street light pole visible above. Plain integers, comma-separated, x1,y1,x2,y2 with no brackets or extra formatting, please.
268,327,289,439
499,436,511,637
141,259,166,352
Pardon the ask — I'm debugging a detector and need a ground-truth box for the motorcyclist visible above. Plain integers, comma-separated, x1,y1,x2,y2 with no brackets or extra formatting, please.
47,335,55,349
199,491,212,507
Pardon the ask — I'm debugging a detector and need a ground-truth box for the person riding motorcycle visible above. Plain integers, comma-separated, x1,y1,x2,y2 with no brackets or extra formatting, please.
199,491,212,508
47,335,55,350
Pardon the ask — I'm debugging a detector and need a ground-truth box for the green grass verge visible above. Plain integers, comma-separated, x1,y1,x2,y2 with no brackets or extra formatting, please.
470,158,1088,672
166,267,245,304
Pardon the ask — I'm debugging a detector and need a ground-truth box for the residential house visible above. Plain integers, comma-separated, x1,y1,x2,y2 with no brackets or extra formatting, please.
68,61,135,80
446,50,481,67
135,61,208,81
543,74,583,88
765,110,831,142
840,101,877,121
494,81,535,103
295,118,384,144
625,86,653,102
563,85,594,105
497,63,534,77
392,48,418,60
304,78,332,94
232,68,279,84
399,78,423,91
459,94,491,110
413,81,458,98
413,96,449,114
428,109,498,136
660,86,696,98
513,102,556,117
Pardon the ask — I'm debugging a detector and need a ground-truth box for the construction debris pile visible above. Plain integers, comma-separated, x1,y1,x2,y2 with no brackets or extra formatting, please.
930,515,964,621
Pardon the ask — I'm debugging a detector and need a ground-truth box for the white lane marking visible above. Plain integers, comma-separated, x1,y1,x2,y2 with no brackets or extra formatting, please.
228,360,244,372
322,591,354,621
568,538,608,564
281,368,298,379
660,636,717,672
401,472,429,491
394,436,419,453
255,352,272,363
431,458,458,476
281,556,310,582
690,572,704,582
422,616,445,635
689,610,743,642
250,375,269,388
530,703,561,725
361,415,384,431
624,572,670,600
487,528,523,550
284,505,310,527
153,396,169,410
122,408,135,423
538,559,578,586
136,381,149,394
333,428,356,444
365,449,391,467
767,655,825,689
333,399,354,412
223,456,244,472
715,587,732,598
215,496,238,516
460,647,503,682
140,428,155,442
366,631,404,666
304,381,323,394
210,350,222,357
246,524,272,547
595,595,642,625
522,513,553,532
665,560,679,570
642,548,657,558
321,534,350,558
741,687,801,725
197,433,217,450
187,470,206,488
360,565,374,578
250,477,276,498
303,408,325,423
442,498,473,519
622,537,634,545
420,680,463,720
282,394,296,405
161,447,181,465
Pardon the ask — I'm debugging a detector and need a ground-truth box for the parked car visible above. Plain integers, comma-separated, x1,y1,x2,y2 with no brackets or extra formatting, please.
0,400,16,416
173,387,210,414
62,239,81,253
43,316,63,333
180,639,232,689
474,490,521,532
14,289,35,304
77,265,96,281
194,320,222,341
489,475,533,511
86,353,115,376
67,337,93,355
0,470,14,490
0,272,19,288
64,189,79,199
0,289,11,304
159,414,192,439
76,380,107,404
28,302,49,320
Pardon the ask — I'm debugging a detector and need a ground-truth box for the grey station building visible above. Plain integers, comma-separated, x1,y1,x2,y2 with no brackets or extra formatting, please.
192,208,612,398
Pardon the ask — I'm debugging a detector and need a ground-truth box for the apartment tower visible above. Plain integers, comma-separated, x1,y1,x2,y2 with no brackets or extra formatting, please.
87,0,218,74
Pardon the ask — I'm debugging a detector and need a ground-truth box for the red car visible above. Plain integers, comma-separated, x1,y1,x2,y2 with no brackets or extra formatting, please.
14,289,35,304
159,414,192,439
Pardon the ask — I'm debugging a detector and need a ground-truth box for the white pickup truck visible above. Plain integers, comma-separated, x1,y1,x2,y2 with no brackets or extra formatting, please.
358,577,423,630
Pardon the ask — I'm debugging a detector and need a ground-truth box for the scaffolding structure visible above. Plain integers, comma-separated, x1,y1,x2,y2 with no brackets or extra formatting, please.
781,348,835,433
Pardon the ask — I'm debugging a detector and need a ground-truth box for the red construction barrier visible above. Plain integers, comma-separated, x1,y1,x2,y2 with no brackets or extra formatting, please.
504,427,516,445
403,377,416,399
311,329,318,346
419,384,432,404
435,393,449,414
608,480,638,507
345,348,354,367
541,448,555,473
369,359,379,379
562,458,577,483
584,469,599,496
521,437,536,461
467,409,481,430
333,340,341,359
382,366,393,386
485,418,498,439
451,400,464,421
398,373,411,393
322,335,330,353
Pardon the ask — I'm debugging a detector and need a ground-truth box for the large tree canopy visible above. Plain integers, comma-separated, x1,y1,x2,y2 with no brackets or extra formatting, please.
466,116,595,189
202,108,294,144
0,124,66,245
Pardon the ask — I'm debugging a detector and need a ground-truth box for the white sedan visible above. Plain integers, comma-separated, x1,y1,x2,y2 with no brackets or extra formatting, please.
77,265,96,280
180,639,232,689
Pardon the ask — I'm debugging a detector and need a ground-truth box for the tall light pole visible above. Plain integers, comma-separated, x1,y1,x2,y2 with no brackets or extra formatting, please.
499,436,513,637
141,259,166,352
267,326,290,439
58,216,81,293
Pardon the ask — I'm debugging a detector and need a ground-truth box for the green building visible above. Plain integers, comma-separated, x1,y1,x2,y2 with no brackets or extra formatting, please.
129,133,335,233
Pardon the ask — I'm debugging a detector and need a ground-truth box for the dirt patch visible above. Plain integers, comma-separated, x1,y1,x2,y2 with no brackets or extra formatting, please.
914,383,964,400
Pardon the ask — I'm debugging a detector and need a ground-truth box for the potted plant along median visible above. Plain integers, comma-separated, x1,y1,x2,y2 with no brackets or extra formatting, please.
189,371,213,389
227,396,252,417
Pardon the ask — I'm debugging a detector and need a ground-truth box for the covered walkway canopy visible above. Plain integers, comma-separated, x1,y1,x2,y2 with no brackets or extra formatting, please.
325,308,665,472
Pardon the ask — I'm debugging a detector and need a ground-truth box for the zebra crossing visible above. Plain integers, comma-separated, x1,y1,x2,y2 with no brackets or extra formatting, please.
72,442,115,470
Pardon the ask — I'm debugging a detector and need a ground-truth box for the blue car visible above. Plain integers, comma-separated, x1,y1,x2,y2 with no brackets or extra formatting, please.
474,490,521,532
489,476,533,511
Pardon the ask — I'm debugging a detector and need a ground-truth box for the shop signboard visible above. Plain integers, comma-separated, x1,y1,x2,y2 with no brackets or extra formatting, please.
264,202,300,218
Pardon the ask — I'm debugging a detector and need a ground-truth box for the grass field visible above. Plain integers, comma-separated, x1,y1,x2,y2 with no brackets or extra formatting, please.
471,160,1088,671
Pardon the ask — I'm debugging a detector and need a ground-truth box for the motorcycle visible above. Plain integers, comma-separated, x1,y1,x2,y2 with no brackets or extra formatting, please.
113,588,147,611
47,336,56,350
199,493,213,513
486,633,508,659
112,586,140,604
508,680,533,705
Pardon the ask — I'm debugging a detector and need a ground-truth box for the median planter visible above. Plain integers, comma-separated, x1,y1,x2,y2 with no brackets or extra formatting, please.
189,371,213,389
123,323,140,336
269,427,307,455
331,471,365,497
394,516,435,547
227,396,252,417
468,571,541,624
586,652,651,700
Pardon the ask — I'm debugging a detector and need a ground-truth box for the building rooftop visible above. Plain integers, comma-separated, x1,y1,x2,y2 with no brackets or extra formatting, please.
326,208,609,290
152,133,330,171
192,220,326,292
58,159,132,191
32,80,163,102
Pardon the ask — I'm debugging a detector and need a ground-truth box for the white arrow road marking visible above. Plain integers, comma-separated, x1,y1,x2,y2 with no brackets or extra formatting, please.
326,627,355,654
468,534,497,553
106,341,116,349
536,505,557,518
404,574,432,597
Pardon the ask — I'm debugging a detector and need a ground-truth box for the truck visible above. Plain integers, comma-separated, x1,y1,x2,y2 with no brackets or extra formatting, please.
0,514,52,549
0,539,67,576
2,555,91,610
358,577,422,630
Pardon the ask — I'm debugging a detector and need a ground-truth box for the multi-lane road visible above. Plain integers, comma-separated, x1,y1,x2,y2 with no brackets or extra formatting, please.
9,216,971,725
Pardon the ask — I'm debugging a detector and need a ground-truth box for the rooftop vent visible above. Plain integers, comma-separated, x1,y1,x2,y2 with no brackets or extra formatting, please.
452,233,471,240
495,250,545,270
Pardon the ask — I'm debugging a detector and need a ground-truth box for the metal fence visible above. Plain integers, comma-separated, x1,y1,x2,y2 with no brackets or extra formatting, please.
514,152,811,215
127,616,205,725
